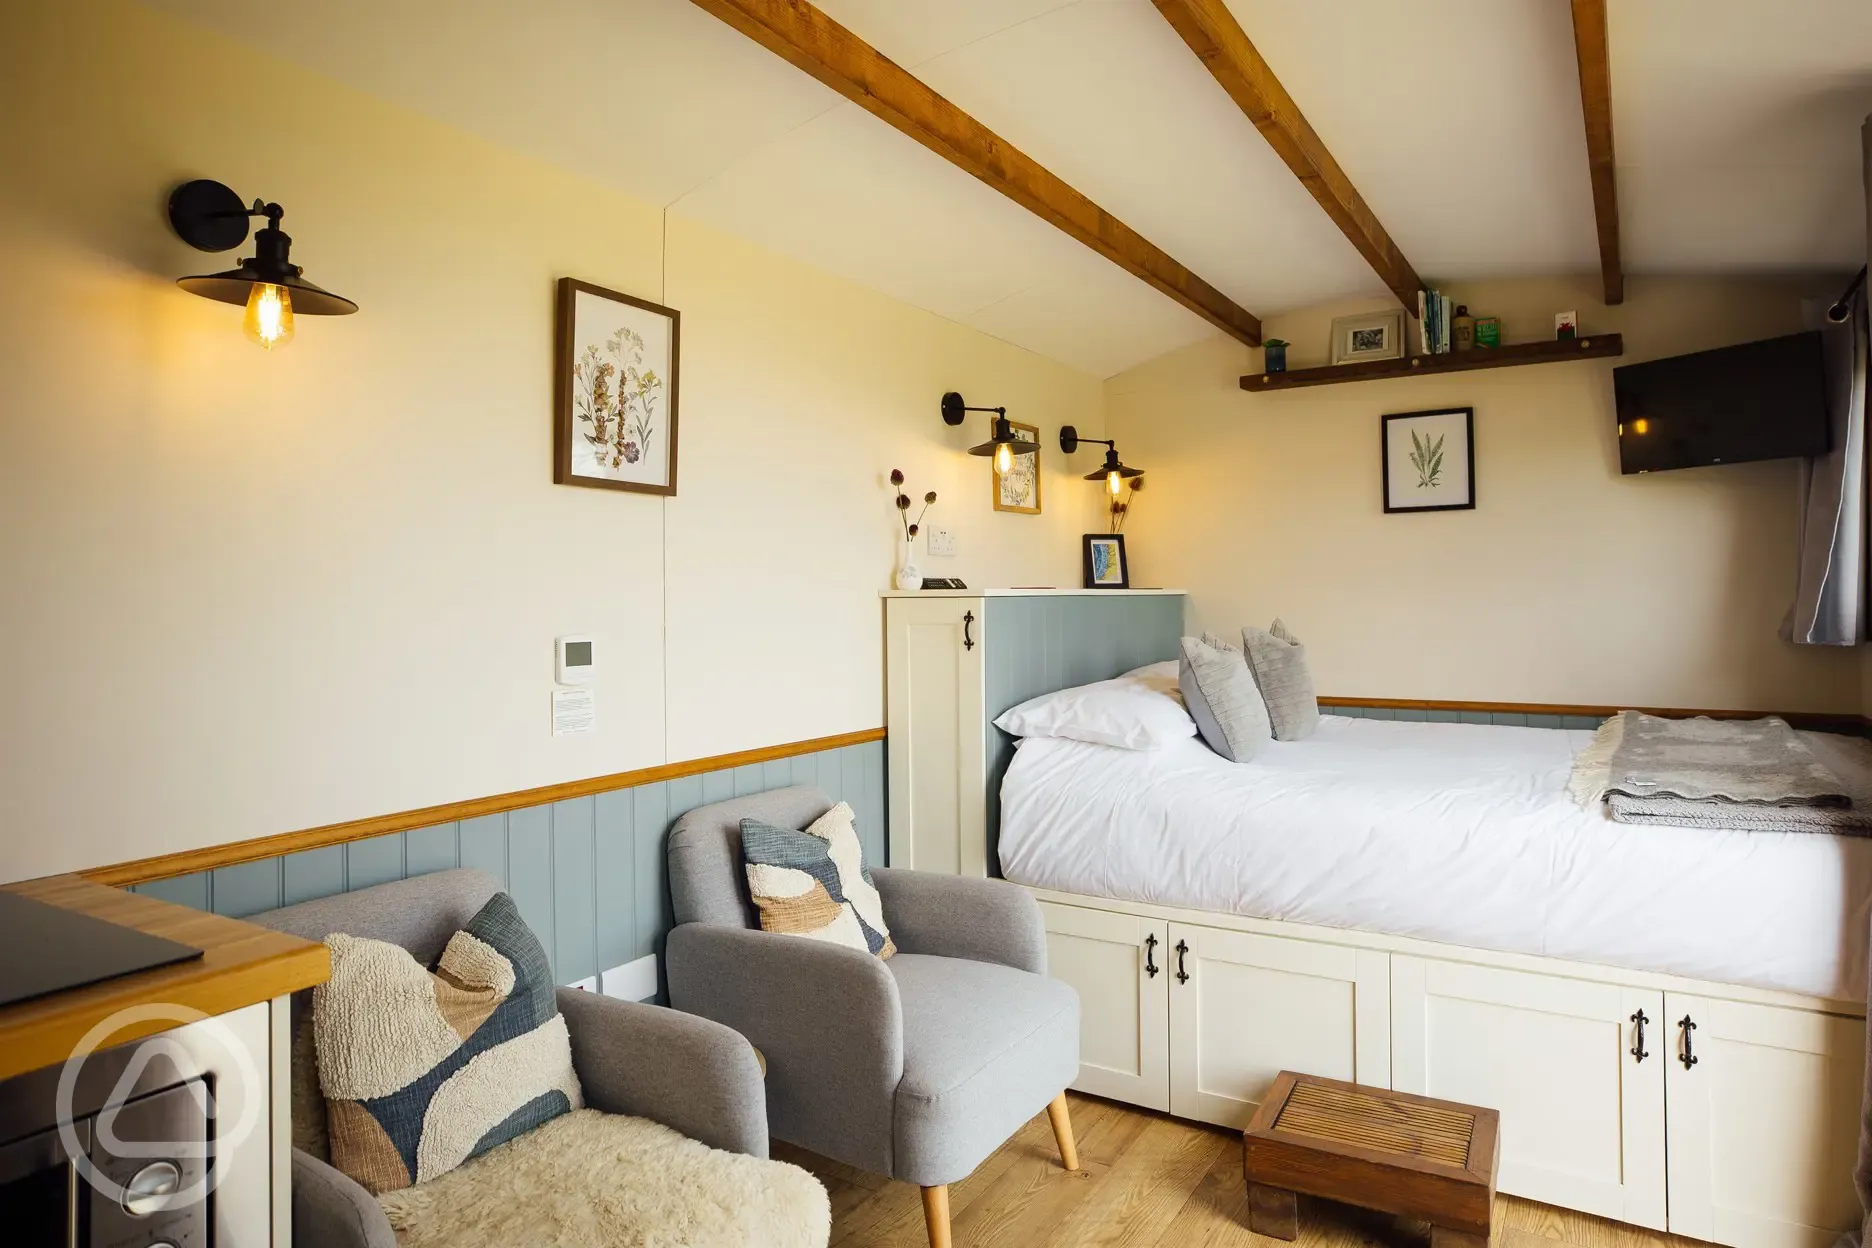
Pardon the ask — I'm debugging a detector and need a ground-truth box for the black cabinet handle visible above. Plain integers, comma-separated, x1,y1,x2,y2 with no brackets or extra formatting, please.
962,611,975,651
1679,1015,1699,1069
1630,1009,1649,1062
1175,939,1189,984
1144,933,1159,979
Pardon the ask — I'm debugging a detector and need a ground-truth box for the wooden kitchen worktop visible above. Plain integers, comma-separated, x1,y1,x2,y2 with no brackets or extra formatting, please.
0,875,329,1083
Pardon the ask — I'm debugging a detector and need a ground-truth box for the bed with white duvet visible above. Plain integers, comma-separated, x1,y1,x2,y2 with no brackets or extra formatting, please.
998,712,1872,1002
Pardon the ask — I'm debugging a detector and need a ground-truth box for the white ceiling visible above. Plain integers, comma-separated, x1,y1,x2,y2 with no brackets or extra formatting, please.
146,0,1872,377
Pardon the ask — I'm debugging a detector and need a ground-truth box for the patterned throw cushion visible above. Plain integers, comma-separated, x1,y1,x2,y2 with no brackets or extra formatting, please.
1180,635,1272,762
1242,618,1320,741
742,802,895,958
313,892,582,1194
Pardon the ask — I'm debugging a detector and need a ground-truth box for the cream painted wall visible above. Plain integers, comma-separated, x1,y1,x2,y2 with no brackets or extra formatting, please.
1107,275,1863,713
0,0,1106,882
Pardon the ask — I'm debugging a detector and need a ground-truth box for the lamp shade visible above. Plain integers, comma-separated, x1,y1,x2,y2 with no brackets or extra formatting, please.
968,414,1040,458
1081,446,1143,481
176,264,358,316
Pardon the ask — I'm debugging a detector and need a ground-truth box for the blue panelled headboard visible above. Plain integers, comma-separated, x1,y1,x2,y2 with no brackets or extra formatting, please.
981,592,1186,875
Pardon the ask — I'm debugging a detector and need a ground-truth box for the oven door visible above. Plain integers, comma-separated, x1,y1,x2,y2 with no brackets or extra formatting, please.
0,1119,86,1248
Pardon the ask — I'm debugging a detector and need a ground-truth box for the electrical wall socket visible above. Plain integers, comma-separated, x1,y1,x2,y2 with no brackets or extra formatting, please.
599,955,660,1002
927,527,958,558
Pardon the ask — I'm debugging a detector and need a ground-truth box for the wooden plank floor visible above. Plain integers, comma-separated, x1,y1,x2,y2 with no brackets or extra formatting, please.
773,1093,1710,1248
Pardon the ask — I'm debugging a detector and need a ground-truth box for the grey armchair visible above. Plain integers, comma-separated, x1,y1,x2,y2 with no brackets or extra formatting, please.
664,787,1081,1248
251,868,787,1248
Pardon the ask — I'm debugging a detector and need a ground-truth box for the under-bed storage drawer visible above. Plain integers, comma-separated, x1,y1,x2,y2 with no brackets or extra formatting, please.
1167,924,1389,1130
1391,955,1666,1229
1039,902,1170,1111
1663,994,1863,1248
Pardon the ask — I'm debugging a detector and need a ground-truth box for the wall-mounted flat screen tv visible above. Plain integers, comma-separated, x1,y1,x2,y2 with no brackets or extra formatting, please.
1614,330,1828,474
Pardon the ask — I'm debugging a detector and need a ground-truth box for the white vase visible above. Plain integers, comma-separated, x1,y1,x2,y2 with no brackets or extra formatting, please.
894,542,922,590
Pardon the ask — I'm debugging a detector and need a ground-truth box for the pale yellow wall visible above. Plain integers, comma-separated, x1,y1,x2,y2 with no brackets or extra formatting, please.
0,0,1106,881
1106,275,1861,713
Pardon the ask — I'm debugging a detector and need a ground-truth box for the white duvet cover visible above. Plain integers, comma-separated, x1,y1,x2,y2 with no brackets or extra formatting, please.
997,716,1872,1002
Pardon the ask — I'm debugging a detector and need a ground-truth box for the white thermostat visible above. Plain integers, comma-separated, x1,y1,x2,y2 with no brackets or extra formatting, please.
556,635,596,686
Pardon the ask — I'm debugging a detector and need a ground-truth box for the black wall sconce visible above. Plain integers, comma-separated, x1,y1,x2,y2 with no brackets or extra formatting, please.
942,391,1039,475
1059,426,1145,496
168,179,357,349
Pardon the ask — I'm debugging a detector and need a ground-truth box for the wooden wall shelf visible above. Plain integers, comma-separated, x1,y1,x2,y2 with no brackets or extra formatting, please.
1241,334,1624,392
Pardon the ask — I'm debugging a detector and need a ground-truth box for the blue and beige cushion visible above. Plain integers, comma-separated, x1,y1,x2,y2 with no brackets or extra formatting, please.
313,892,582,1194
741,801,895,958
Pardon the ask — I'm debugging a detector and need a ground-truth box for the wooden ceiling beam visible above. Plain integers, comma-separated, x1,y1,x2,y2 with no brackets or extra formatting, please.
686,0,1263,346
1153,0,1424,316
1569,0,1624,305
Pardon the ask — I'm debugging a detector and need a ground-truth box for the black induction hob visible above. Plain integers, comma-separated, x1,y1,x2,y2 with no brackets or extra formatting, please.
0,892,204,1008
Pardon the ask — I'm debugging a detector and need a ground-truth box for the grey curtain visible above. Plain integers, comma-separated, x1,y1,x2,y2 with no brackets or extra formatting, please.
1784,114,1871,647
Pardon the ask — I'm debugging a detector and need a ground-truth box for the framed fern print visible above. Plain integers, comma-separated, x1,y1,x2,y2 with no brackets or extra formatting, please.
1382,407,1473,513
555,278,680,496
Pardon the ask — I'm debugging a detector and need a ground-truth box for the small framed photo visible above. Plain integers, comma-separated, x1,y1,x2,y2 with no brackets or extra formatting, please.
1330,309,1406,365
1082,533,1130,589
555,277,680,495
992,419,1042,515
1382,407,1475,513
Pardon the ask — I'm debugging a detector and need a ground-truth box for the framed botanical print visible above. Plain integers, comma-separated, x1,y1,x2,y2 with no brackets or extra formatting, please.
1082,533,1130,589
555,277,680,495
992,419,1042,514
1382,407,1475,513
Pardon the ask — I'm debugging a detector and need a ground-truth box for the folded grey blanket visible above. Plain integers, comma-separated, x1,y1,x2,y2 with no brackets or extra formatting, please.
1592,711,1872,835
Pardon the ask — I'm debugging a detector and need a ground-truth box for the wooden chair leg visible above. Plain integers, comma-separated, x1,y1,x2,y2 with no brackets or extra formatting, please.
921,1185,952,1248
1046,1092,1080,1171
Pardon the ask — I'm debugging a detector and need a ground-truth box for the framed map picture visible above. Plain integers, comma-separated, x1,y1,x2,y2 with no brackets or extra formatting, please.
992,419,1042,514
1382,407,1474,513
555,277,680,496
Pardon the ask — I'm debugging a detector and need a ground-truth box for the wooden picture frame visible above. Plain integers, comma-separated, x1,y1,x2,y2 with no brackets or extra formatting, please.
1382,407,1475,513
1330,309,1406,365
992,419,1042,514
554,277,681,496
1082,533,1130,589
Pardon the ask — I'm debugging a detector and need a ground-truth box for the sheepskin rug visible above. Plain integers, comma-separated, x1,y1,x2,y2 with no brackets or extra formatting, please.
376,1109,830,1248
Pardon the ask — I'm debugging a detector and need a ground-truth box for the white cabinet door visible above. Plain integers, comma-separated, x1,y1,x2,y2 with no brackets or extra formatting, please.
1040,902,1171,1111
1391,956,1665,1228
1663,995,1863,1248
884,597,986,876
1168,923,1389,1130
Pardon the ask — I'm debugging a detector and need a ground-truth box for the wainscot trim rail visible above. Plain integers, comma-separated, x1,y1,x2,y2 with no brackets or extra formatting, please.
80,727,887,888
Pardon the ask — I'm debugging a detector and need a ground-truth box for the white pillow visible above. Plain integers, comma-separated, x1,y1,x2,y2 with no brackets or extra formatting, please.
994,673,1196,750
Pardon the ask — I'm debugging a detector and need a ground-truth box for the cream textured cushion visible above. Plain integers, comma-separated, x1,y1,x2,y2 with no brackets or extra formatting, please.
1242,619,1321,742
1179,636,1272,762
378,1108,831,1248
742,802,895,958
313,893,582,1194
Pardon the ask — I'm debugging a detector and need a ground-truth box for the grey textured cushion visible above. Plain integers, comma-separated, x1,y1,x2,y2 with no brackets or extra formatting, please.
1243,619,1320,741
888,955,1079,1186
668,787,836,929
1179,635,1272,762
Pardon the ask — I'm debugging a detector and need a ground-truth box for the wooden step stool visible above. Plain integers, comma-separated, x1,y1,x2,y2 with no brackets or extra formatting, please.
1243,1072,1500,1248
